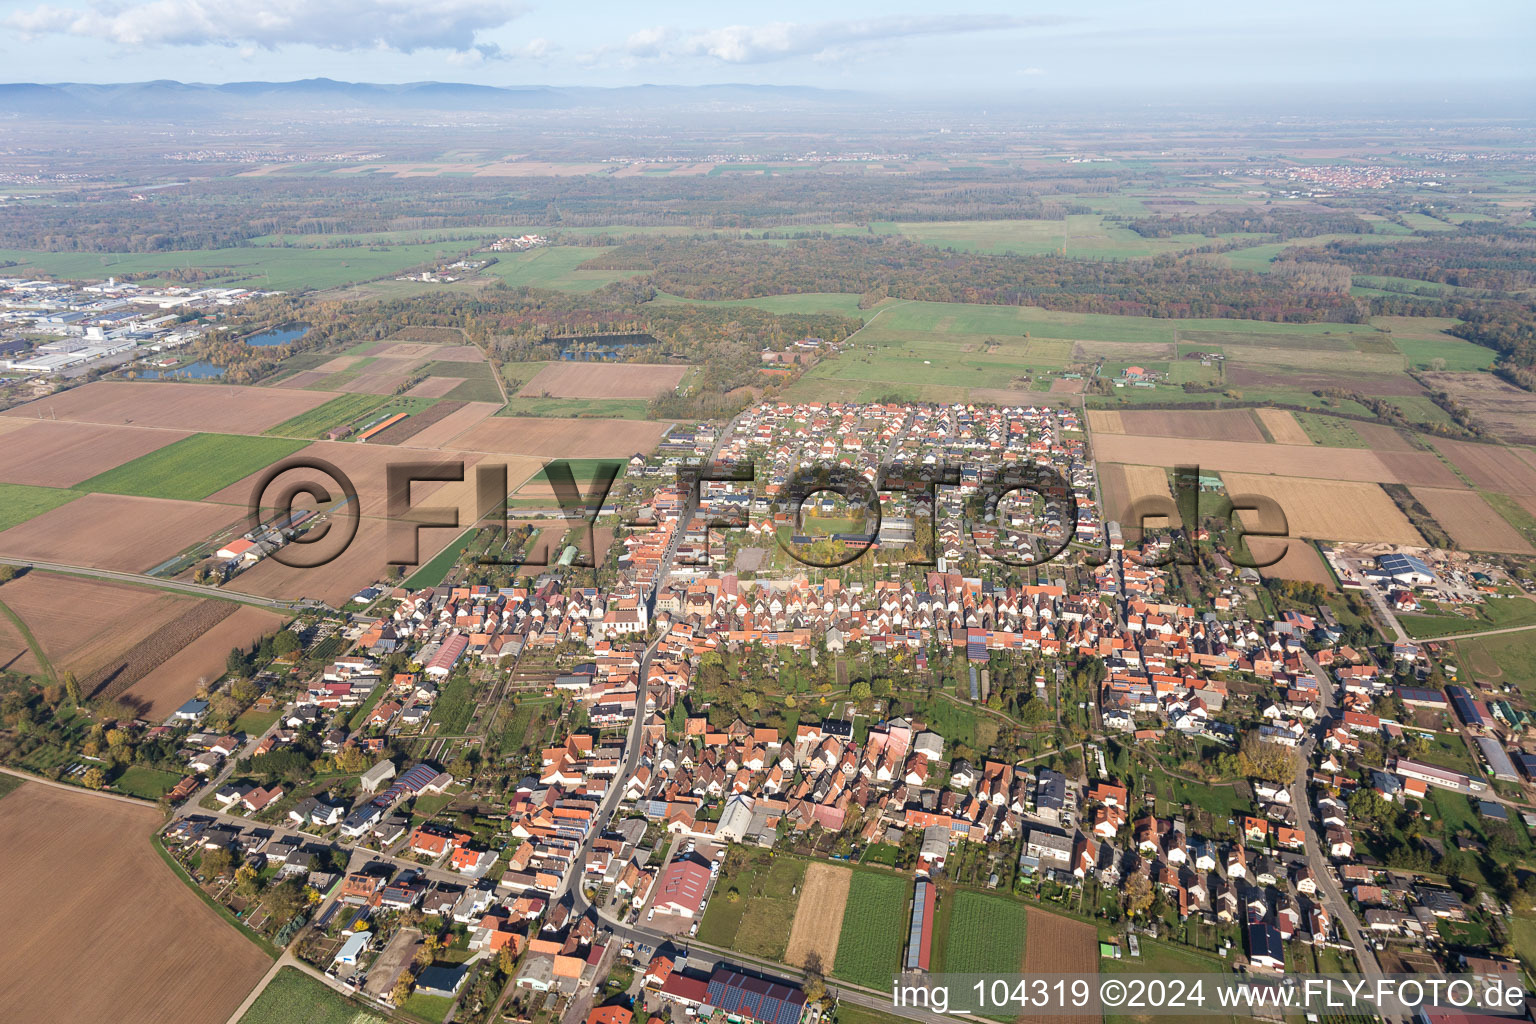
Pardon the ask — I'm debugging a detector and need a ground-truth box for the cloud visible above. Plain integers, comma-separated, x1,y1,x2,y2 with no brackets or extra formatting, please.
4,0,527,53
661,14,1074,64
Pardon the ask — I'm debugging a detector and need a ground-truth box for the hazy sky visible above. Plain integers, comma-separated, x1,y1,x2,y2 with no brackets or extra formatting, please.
1,0,1530,96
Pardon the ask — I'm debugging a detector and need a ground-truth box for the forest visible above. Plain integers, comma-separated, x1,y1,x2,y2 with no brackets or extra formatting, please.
196,282,863,407
592,234,1372,322
1296,229,1536,294
0,170,1118,252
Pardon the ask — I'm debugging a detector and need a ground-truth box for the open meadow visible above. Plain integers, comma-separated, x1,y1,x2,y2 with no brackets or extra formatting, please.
237,967,385,1024
518,361,688,399
0,781,272,1024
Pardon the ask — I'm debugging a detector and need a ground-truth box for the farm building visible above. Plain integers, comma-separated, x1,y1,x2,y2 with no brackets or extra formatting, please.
333,930,371,965
1246,920,1285,971
1447,686,1489,730
653,856,712,917
1394,757,1487,794
1475,737,1519,782
371,762,448,807
1374,553,1436,587
1515,751,1536,780
705,968,806,1024
1397,687,1448,709
425,634,470,678
360,759,396,793
905,878,936,973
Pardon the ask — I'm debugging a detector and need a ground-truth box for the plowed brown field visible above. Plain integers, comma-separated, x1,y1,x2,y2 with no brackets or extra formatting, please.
445,416,670,459
0,571,196,681
0,493,240,572
1,381,337,433
0,421,189,487
1410,488,1535,554
1020,907,1097,1024
1223,474,1423,544
784,863,851,970
1435,439,1536,495
127,605,290,715
1251,538,1337,588
0,781,272,1024
1093,436,1401,482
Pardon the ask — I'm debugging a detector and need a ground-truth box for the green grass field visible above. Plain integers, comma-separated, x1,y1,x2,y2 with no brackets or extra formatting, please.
237,966,386,1024
650,291,872,318
0,241,481,292
876,215,1264,260
264,393,392,439
111,764,183,800
939,890,1028,974
1455,629,1536,694
0,482,84,531
481,246,643,292
426,675,476,734
498,396,653,419
697,851,808,960
403,528,478,588
1295,412,1365,447
832,870,911,990
77,434,309,500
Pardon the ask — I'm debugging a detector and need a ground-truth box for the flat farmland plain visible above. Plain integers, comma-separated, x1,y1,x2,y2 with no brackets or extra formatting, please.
126,606,290,716
0,571,197,681
1093,435,1415,483
405,376,463,398
1089,408,1265,442
1250,538,1337,588
1410,488,1535,554
784,862,852,970
1098,464,1173,525
231,515,465,605
1434,439,1536,495
1,381,338,433
0,421,190,487
0,492,239,573
77,433,308,501
0,781,272,1024
1419,372,1536,445
400,401,500,448
1253,409,1312,445
519,361,688,399
445,416,670,459
832,871,909,991
1019,908,1097,1024
1222,473,1424,545
941,890,1028,975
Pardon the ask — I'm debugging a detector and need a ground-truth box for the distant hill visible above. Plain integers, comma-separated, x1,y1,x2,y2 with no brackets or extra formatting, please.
0,79,862,119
